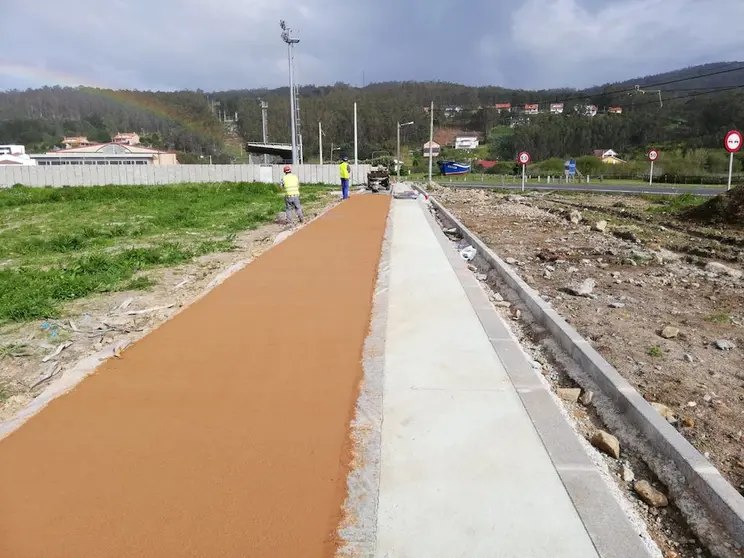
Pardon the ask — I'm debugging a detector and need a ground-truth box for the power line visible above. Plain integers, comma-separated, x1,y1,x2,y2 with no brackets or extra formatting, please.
425,64,744,114
630,83,744,108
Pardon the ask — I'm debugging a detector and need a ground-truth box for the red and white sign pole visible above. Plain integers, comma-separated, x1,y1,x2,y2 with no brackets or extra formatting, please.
725,130,742,191
647,149,659,186
517,151,531,192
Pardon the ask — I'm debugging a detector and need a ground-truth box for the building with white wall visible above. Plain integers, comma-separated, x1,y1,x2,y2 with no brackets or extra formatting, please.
0,145,37,166
454,136,479,150
31,143,179,166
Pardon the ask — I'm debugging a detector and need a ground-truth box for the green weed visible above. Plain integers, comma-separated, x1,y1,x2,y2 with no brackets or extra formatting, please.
643,192,704,214
647,346,663,357
705,312,731,324
0,343,33,358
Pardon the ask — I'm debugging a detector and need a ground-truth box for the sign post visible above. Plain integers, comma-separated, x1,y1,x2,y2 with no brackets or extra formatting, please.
724,130,742,190
517,151,531,192
647,149,659,186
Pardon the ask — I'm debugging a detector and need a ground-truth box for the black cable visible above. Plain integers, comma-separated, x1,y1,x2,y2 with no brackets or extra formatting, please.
426,63,744,113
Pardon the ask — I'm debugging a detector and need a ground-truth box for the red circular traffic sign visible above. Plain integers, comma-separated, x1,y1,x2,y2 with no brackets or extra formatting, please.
517,151,531,165
647,149,659,162
725,130,742,153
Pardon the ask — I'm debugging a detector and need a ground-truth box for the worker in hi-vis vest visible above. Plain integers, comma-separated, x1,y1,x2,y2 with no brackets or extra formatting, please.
280,165,303,224
339,156,351,200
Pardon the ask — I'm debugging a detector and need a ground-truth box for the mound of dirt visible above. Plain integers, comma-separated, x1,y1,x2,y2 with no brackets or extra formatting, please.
684,184,744,225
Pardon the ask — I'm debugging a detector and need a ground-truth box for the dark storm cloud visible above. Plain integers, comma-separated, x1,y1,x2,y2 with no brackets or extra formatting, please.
1,0,743,91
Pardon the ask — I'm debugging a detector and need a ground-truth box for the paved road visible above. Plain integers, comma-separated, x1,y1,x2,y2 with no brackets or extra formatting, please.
0,196,390,558
442,182,725,196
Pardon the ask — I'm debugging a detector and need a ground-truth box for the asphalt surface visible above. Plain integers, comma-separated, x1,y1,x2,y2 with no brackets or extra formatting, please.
442,182,725,196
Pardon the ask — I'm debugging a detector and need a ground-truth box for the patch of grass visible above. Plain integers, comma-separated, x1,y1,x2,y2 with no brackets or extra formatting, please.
123,276,155,291
0,182,330,324
643,192,704,214
705,312,731,324
0,243,197,322
647,346,663,358
0,343,33,358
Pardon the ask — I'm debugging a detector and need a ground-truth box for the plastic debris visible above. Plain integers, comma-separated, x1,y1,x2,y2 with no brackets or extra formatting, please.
460,246,477,261
41,322,58,339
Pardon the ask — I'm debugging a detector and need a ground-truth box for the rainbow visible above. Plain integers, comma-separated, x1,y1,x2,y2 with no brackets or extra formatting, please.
0,62,218,138
0,61,109,89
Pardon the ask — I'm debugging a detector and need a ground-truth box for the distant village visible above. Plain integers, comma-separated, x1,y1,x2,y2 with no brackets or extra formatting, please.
426,103,621,118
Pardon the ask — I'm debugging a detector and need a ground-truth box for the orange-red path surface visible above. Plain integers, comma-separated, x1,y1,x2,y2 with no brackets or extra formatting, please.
0,195,390,558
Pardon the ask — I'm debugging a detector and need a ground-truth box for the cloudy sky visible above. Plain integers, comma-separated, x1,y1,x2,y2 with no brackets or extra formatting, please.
2,0,744,92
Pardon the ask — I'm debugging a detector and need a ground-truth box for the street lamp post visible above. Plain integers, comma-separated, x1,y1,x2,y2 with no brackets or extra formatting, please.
280,20,300,165
318,122,324,165
397,121,414,180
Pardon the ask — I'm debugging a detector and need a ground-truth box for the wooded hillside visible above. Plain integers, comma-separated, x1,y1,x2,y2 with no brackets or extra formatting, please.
1,62,743,165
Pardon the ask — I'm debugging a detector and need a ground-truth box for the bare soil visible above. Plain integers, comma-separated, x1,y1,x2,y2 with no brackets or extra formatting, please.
433,186,744,495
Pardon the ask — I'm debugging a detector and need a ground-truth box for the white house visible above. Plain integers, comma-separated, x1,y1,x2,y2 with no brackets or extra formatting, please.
423,141,441,157
593,149,625,164
112,132,141,146
454,136,479,150
0,145,37,166
550,103,564,114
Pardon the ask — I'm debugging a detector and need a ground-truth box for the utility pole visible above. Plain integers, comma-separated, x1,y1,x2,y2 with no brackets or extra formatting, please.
428,101,434,184
280,20,300,165
353,102,358,182
397,120,414,180
319,122,324,165
259,99,269,164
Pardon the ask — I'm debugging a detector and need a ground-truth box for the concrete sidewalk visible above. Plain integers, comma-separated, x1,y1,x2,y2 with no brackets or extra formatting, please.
374,189,654,557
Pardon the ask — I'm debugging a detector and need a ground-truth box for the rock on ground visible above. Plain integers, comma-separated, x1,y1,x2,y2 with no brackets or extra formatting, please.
594,220,608,232
705,261,743,279
634,480,669,508
650,402,677,425
590,430,620,459
566,278,596,297
715,339,735,351
557,388,581,403
622,466,635,483
660,326,680,340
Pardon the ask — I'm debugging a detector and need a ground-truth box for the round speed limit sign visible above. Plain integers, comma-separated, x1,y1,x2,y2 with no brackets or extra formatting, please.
517,151,531,165
725,130,742,153
647,149,659,162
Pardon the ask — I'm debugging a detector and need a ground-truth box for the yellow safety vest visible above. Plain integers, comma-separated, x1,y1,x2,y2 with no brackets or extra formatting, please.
283,173,300,197
339,161,350,179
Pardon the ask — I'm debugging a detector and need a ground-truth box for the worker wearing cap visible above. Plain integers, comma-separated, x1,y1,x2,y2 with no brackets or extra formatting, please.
280,165,303,224
339,156,351,200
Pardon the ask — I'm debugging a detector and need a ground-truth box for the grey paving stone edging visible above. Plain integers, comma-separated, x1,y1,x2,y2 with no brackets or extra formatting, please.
418,188,744,551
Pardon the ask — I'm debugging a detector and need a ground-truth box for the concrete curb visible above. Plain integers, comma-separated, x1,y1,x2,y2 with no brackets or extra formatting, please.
417,187,744,551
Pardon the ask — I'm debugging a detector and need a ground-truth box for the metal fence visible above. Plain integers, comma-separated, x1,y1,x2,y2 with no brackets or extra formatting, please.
0,164,372,188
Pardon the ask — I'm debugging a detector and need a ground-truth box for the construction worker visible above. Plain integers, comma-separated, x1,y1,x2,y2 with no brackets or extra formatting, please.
280,165,303,224
339,156,351,200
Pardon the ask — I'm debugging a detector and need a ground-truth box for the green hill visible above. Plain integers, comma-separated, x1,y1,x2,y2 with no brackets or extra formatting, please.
1,62,743,164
